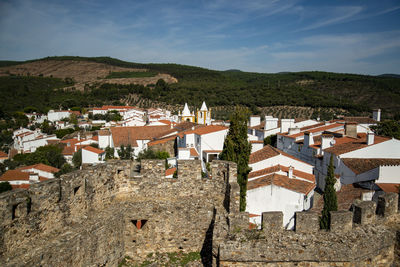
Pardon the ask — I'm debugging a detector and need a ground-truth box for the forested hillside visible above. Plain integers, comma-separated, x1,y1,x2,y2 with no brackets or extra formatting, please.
1,56,400,118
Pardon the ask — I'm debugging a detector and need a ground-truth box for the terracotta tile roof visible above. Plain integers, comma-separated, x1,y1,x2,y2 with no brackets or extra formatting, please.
111,126,170,147
285,123,344,139
98,129,111,136
324,135,390,155
300,122,325,131
0,170,30,181
248,164,315,183
11,184,30,189
82,146,105,154
342,158,400,175
0,151,8,158
249,145,280,164
203,150,222,153
147,135,177,146
17,163,60,173
46,139,60,145
376,183,399,193
92,136,99,141
312,184,371,212
249,213,261,218
165,167,177,177
190,148,199,157
250,140,264,144
248,173,315,195
185,125,227,136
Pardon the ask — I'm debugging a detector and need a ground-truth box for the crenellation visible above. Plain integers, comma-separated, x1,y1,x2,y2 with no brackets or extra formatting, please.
377,192,398,218
295,211,319,233
0,159,399,266
330,210,353,232
353,200,377,224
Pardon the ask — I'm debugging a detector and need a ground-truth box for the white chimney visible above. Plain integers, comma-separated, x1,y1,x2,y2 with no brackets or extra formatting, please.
77,133,81,141
367,131,375,145
321,134,335,150
288,166,294,179
29,173,39,182
303,131,314,147
265,116,278,131
373,109,381,122
280,119,294,133
288,127,300,135
249,116,261,127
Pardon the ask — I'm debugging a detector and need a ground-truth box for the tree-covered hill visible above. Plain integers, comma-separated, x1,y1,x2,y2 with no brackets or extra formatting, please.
1,56,400,118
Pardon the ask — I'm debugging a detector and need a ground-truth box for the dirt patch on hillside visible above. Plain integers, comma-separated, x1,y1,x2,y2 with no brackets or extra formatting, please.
0,60,178,90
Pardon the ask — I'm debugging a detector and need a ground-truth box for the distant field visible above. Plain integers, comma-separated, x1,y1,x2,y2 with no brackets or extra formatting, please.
105,71,157,79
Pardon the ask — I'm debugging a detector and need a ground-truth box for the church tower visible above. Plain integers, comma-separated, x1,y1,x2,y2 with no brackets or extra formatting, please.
180,103,195,122
196,101,212,125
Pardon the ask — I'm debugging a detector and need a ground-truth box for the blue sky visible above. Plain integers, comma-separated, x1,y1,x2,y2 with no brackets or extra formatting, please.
0,0,399,75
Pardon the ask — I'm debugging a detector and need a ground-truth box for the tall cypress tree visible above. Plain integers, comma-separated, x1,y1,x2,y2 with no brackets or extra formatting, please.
320,155,338,229
220,107,251,211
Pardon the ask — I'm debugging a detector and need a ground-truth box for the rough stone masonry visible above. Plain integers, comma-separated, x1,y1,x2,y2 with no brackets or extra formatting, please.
0,159,399,266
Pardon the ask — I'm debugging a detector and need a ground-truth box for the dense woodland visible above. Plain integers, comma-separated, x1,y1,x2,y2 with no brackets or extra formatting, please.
1,56,400,119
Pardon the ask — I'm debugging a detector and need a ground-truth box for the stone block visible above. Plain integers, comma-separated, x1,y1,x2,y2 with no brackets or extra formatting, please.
177,160,201,180
377,192,398,217
295,211,319,233
262,211,283,232
141,159,165,178
353,201,376,224
330,210,352,232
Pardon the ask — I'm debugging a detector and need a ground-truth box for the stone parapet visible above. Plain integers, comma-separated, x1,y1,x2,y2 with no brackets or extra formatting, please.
353,201,376,224
330,210,353,232
377,192,399,218
295,211,319,233
262,211,283,232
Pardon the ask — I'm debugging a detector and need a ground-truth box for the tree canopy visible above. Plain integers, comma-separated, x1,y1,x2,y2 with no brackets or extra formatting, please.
320,155,338,230
220,107,252,211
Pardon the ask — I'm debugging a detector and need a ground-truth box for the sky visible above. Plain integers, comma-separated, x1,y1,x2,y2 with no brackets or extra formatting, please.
0,0,399,75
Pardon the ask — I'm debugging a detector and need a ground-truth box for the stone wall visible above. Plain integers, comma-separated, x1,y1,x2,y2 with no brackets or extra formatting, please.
216,193,400,266
0,159,399,267
0,160,241,266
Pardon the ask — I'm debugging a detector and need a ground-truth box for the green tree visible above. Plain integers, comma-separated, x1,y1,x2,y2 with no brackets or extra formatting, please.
371,120,400,140
55,163,74,178
320,155,338,229
263,134,277,147
220,107,251,211
118,145,133,160
105,146,115,160
72,149,82,168
0,181,12,193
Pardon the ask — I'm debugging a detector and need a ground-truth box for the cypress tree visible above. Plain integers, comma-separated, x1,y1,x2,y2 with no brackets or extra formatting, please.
220,107,251,211
320,155,338,229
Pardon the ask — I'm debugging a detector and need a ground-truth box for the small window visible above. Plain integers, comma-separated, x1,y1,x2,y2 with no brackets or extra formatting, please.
131,219,148,229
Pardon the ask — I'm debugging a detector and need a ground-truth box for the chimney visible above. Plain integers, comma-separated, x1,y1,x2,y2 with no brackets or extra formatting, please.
304,131,314,147
321,134,335,150
280,119,294,133
372,109,381,122
288,127,300,135
29,173,39,182
77,133,81,141
367,131,375,145
288,166,294,179
265,116,278,131
345,122,357,138
67,142,71,147
249,116,261,127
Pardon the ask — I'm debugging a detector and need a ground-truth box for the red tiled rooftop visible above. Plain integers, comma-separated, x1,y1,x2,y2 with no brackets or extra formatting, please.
248,173,315,195
190,148,199,157
165,167,177,177
376,183,399,193
82,146,105,154
0,170,29,181
0,151,8,158
248,164,315,183
249,145,280,164
342,158,400,175
284,123,344,139
184,125,228,136
111,126,171,147
17,163,60,173
324,135,389,155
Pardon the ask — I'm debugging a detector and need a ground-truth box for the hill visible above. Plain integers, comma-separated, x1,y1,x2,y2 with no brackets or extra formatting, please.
1,56,400,119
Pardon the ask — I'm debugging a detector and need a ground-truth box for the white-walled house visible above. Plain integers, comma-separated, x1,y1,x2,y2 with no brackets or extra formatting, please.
18,163,60,179
246,145,316,230
177,125,228,168
47,110,73,122
82,146,105,165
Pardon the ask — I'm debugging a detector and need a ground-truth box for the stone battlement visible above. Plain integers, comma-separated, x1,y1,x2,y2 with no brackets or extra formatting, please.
0,160,399,266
